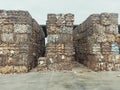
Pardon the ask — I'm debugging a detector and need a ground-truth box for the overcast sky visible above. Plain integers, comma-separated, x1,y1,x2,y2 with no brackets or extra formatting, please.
0,0,119,24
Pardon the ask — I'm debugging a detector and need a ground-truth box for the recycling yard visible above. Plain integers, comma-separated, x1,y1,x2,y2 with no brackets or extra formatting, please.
0,10,120,90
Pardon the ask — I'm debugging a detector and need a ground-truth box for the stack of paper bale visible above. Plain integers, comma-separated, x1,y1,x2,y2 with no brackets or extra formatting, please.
73,13,120,71
0,10,45,73
44,13,74,70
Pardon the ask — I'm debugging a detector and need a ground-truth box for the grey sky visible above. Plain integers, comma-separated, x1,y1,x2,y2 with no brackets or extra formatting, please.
0,0,119,24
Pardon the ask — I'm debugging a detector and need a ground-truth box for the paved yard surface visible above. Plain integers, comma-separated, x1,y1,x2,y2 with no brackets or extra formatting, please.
0,67,120,90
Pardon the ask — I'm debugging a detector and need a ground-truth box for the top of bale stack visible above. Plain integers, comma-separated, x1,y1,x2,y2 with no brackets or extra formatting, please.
0,10,32,25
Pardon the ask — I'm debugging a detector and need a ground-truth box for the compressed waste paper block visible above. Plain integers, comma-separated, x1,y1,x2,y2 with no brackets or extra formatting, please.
45,13,74,71
38,57,46,65
47,34,61,43
111,42,119,54
56,14,65,26
0,66,28,74
105,24,118,34
64,13,74,21
110,13,118,24
47,14,56,20
106,34,115,42
61,34,73,43
0,10,45,73
14,24,32,33
87,54,120,71
47,14,74,34
115,34,120,43
65,21,73,26
89,44,101,54
100,13,112,25
62,26,73,34
73,12,119,71
88,14,100,24
100,13,118,26
92,24,105,34
1,24,13,33
101,42,111,54
1,33,14,43
37,57,47,71
15,33,30,44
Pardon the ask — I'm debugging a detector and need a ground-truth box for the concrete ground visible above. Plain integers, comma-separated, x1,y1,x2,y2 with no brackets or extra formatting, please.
0,67,120,90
